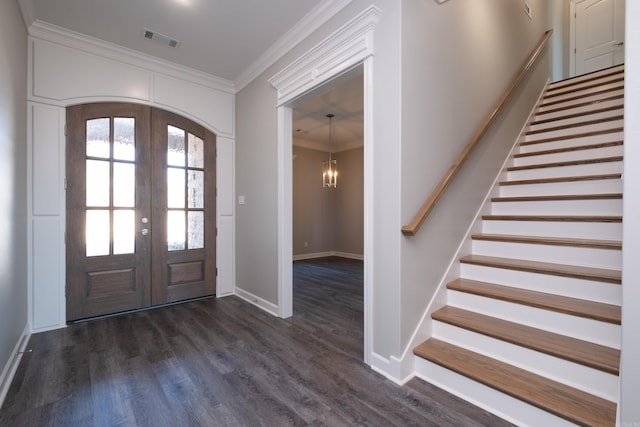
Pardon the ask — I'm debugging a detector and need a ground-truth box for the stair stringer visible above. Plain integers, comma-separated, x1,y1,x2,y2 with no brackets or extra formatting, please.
390,81,550,385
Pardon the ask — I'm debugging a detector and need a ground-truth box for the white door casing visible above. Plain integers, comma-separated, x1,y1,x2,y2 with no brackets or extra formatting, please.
269,5,381,365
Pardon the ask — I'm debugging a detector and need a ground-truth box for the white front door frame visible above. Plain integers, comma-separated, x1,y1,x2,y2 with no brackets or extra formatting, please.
269,6,381,365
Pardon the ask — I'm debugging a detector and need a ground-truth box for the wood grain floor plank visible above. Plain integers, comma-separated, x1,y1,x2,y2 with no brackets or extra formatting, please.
0,257,513,427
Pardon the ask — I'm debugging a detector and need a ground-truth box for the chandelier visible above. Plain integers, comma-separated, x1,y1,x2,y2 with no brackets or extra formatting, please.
322,113,337,188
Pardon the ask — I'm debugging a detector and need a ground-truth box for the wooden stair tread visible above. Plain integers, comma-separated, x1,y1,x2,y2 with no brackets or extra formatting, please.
507,156,622,172
544,77,624,100
447,278,621,324
540,86,623,108
530,106,623,126
459,254,622,285
482,214,621,223
547,67,623,92
432,306,620,374
520,127,623,146
535,94,623,116
525,115,623,136
514,141,622,158
414,339,617,427
471,233,621,249
492,193,622,202
500,173,621,186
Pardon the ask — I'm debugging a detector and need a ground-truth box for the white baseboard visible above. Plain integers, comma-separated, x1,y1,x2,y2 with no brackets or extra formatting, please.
293,251,364,261
234,287,280,317
370,352,414,385
0,323,31,409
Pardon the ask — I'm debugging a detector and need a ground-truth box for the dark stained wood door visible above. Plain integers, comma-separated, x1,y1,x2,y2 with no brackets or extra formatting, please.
66,103,152,320
66,103,216,321
150,108,216,305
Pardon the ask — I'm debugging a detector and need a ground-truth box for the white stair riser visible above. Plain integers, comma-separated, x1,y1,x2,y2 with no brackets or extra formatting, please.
471,240,621,270
518,132,624,154
507,161,622,181
546,76,623,92
447,291,620,348
541,83,624,104
534,98,624,121
414,358,577,427
523,120,624,140
537,89,625,113
528,107,624,131
433,322,619,401
482,219,622,241
513,145,623,166
459,264,621,305
499,179,622,197
490,198,622,216
548,68,623,91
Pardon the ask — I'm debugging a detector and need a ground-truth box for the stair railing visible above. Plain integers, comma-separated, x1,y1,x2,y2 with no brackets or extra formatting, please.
401,29,553,236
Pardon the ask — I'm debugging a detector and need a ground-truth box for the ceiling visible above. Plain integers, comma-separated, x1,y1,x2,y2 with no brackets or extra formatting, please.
22,0,363,149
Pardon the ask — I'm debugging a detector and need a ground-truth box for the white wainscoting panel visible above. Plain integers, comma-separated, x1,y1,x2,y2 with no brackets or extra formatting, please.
217,216,234,297
32,218,64,330
32,39,151,103
32,104,61,216
154,74,234,137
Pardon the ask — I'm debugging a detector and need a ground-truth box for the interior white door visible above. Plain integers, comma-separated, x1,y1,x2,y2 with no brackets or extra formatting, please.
575,0,625,75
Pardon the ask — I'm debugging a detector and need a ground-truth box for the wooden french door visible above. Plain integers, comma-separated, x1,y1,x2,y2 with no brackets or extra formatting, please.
66,103,216,321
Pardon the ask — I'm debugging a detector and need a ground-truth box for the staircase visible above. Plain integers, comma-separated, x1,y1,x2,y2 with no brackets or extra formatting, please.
413,65,624,427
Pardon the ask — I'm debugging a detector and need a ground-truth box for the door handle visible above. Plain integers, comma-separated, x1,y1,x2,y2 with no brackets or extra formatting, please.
141,228,149,236
615,42,624,47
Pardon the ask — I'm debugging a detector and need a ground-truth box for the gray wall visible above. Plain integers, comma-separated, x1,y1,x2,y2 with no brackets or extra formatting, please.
292,146,363,257
334,147,364,255
398,0,553,355
0,0,28,380
236,0,555,358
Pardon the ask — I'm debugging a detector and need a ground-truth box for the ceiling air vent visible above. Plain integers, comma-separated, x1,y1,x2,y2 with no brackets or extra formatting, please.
142,28,180,48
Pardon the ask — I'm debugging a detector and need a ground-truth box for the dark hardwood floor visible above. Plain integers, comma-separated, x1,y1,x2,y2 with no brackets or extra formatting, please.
1,257,513,426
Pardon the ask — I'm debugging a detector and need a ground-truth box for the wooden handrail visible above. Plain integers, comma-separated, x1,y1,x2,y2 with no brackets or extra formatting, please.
402,29,553,236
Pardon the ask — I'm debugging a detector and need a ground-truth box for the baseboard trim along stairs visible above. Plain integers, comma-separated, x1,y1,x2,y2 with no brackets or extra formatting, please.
413,65,624,427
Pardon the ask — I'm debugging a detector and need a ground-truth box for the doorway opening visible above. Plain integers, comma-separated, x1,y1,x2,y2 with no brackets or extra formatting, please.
290,68,365,349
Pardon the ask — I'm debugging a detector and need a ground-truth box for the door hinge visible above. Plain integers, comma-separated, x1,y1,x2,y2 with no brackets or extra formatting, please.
216,268,218,276
64,177,68,190
64,123,67,137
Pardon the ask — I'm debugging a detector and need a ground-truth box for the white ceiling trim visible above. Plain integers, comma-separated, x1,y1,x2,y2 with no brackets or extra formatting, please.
234,0,353,92
269,5,380,106
293,137,363,153
18,0,35,29
28,20,235,94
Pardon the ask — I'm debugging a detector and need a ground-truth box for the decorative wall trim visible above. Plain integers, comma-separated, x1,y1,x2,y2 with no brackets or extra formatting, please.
234,287,280,317
293,137,363,153
0,323,31,409
235,0,353,91
293,251,364,261
269,5,381,106
28,21,234,94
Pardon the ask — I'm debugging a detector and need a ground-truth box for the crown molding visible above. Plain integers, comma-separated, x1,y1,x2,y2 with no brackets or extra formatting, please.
18,0,35,29
234,0,353,92
269,5,380,106
28,20,236,94
293,137,363,153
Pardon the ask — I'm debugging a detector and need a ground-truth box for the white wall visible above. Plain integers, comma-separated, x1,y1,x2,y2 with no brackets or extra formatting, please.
27,22,236,331
398,0,552,357
0,0,29,396
620,1,640,424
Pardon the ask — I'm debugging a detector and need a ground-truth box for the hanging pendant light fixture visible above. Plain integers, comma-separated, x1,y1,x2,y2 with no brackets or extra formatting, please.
322,113,337,188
